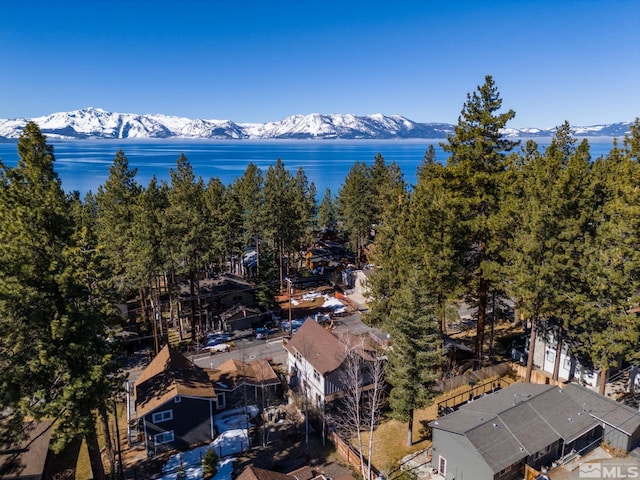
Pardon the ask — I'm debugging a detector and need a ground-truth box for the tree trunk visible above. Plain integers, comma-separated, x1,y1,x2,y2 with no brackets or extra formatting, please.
190,270,197,343
98,403,115,476
475,277,488,366
86,425,107,480
438,292,446,333
552,326,563,381
255,228,260,278
599,367,608,395
406,408,413,447
525,317,537,383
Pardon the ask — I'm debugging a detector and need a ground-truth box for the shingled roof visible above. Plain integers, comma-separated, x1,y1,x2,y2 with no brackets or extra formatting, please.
0,420,53,479
285,319,346,375
430,383,611,473
284,318,376,376
206,358,280,391
237,465,328,480
135,345,216,418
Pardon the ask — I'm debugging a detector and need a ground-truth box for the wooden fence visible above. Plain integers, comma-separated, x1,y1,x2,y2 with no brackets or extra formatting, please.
510,362,565,386
437,361,512,392
328,430,380,480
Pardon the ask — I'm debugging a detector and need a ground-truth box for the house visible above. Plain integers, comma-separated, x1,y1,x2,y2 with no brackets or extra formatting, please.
284,318,378,407
0,420,53,480
511,323,612,387
177,273,257,330
134,345,217,456
429,382,640,480
219,304,263,331
237,465,335,480
206,358,282,411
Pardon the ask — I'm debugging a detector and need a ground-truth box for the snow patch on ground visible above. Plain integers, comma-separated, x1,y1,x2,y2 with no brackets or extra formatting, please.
322,296,346,314
159,408,256,480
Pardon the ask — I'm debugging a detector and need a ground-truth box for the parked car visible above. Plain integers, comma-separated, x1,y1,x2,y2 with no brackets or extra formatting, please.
208,343,231,353
205,332,231,347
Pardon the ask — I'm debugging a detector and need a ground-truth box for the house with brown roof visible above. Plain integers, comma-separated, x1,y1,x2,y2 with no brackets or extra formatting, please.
428,382,640,480
134,345,218,456
237,464,332,480
207,358,282,411
0,420,53,480
284,318,378,407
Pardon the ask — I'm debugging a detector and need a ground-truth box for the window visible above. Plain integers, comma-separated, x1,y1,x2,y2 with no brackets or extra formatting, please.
546,349,555,362
216,392,226,410
232,295,243,302
563,356,571,370
152,410,173,423
174,395,181,403
313,369,321,382
438,456,447,476
154,431,174,445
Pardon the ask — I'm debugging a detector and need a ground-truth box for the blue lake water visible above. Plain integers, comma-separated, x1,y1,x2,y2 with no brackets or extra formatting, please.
0,138,617,197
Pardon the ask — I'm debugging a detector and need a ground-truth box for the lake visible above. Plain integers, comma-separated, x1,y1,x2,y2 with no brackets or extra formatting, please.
0,138,617,197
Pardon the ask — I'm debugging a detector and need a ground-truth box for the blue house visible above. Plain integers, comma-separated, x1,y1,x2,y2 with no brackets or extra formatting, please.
134,345,217,456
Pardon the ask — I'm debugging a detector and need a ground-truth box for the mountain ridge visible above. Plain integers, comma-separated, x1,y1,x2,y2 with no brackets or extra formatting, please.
0,107,633,140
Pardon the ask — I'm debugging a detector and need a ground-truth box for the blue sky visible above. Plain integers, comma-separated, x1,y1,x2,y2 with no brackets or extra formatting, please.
1,0,638,128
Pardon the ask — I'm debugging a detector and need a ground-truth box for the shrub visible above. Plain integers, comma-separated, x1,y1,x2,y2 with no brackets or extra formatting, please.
203,449,219,478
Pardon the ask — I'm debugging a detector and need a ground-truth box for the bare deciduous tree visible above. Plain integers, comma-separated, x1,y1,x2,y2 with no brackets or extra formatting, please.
333,337,386,480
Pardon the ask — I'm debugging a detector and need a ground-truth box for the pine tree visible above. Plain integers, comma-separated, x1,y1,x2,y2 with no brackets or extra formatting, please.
317,188,337,231
164,154,209,343
204,177,242,275
441,75,519,362
504,124,585,381
409,152,463,333
369,153,407,227
338,161,374,267
572,131,640,391
0,122,116,479
385,272,441,446
232,163,264,277
263,159,303,285
95,150,141,296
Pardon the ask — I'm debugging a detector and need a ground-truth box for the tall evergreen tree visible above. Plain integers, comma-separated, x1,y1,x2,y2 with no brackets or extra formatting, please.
204,177,243,275
0,123,115,479
385,272,441,446
504,124,586,381
317,188,337,232
573,132,640,391
409,152,462,333
232,163,264,276
441,75,519,362
95,150,141,297
263,159,301,285
369,153,407,227
338,161,374,267
164,154,209,343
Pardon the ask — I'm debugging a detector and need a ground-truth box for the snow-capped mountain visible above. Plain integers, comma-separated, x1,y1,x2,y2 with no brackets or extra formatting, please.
0,107,633,140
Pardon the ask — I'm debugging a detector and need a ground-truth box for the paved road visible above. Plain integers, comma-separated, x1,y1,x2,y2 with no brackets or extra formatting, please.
122,310,379,379
192,334,289,370
190,310,380,371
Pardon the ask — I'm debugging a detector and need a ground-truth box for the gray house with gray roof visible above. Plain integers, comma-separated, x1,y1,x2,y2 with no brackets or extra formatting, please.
429,383,640,480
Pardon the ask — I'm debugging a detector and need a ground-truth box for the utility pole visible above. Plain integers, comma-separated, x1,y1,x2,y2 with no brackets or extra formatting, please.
113,399,124,480
287,278,293,336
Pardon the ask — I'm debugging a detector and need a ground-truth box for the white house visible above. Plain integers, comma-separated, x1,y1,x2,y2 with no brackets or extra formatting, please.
284,318,377,407
531,325,612,388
